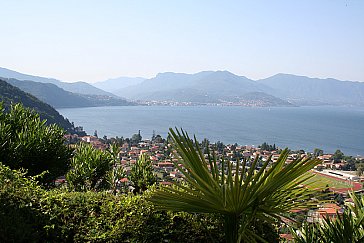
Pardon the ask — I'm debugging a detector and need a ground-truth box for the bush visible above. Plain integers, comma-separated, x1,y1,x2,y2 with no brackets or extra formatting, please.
0,163,221,242
0,103,72,184
66,143,112,192
0,163,46,242
1,163,277,242
39,189,223,242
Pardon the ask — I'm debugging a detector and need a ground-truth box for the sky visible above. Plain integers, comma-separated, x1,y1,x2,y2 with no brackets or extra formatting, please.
0,0,363,83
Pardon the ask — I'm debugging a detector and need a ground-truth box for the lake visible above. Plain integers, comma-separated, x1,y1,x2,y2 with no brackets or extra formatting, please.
57,106,364,156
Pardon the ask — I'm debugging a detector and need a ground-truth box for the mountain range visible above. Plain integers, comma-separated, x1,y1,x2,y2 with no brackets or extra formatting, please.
0,78,81,133
93,77,145,93
1,67,363,107
114,71,292,106
0,67,115,97
0,68,133,108
258,73,364,106
111,71,364,106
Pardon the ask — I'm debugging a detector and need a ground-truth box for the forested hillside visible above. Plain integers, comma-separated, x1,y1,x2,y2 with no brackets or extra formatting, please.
0,79,81,133
5,78,134,108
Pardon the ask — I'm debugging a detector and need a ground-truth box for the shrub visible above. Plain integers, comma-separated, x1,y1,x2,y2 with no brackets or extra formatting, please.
0,103,72,184
66,143,113,192
0,163,46,242
40,189,223,242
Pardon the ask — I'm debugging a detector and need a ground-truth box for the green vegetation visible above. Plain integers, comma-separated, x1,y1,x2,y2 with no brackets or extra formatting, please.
0,163,45,242
292,192,364,242
0,78,81,133
259,142,277,151
0,103,72,184
150,128,321,243
0,163,223,242
129,153,156,194
6,78,133,108
313,148,323,157
66,143,113,192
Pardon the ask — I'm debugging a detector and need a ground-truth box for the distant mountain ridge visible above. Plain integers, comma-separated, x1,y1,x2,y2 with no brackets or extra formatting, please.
112,71,364,106
116,71,291,106
0,79,78,133
5,78,133,108
0,67,116,97
93,77,146,93
2,67,363,106
257,73,364,106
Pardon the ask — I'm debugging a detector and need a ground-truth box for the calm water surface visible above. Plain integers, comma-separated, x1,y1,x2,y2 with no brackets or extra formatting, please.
58,106,364,156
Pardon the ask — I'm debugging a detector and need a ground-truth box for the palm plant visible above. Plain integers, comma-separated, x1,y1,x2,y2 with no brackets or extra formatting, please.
150,128,322,242
292,191,364,243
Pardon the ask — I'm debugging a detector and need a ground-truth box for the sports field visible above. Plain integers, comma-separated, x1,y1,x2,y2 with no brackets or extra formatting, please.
304,171,362,193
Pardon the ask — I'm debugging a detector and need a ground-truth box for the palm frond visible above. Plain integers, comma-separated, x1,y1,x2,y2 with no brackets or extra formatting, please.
150,128,322,242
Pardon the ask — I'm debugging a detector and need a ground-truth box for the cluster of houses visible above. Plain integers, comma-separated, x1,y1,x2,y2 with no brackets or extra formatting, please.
66,133,364,234
65,133,363,183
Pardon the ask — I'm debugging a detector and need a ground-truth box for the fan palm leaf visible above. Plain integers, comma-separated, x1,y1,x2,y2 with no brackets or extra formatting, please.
150,128,321,242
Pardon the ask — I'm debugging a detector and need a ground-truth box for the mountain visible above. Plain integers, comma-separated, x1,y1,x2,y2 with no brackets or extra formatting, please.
258,74,364,106
0,78,80,133
93,77,146,94
0,67,116,97
5,78,133,108
116,71,291,106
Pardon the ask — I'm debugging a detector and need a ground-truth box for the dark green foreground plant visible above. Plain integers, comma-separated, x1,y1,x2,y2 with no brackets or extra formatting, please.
0,162,222,242
0,103,72,184
150,128,322,243
292,191,364,243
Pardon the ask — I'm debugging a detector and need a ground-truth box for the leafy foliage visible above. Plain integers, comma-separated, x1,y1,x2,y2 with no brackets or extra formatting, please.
106,143,125,194
0,163,46,242
259,142,277,151
0,103,72,183
0,162,222,242
129,153,156,193
150,128,322,243
333,149,344,162
292,192,364,243
66,143,113,191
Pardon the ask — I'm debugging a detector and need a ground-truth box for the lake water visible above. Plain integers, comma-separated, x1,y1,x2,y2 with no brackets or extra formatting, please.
57,106,364,156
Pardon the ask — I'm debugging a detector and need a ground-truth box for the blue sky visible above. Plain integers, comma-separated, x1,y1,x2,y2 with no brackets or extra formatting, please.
0,0,363,82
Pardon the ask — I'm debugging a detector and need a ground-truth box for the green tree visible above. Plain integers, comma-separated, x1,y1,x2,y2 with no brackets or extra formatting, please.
66,143,112,191
333,149,344,162
313,148,324,157
129,153,156,193
201,138,210,154
356,162,364,177
215,141,225,154
150,128,321,243
0,103,72,184
131,130,142,144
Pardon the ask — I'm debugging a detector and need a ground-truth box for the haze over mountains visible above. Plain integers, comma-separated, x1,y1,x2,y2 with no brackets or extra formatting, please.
0,67,115,97
113,71,364,106
0,68,133,108
1,67,363,107
258,74,364,106
93,77,145,93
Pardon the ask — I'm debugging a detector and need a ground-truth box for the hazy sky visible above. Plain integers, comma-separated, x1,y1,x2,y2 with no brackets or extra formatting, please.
0,0,363,83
